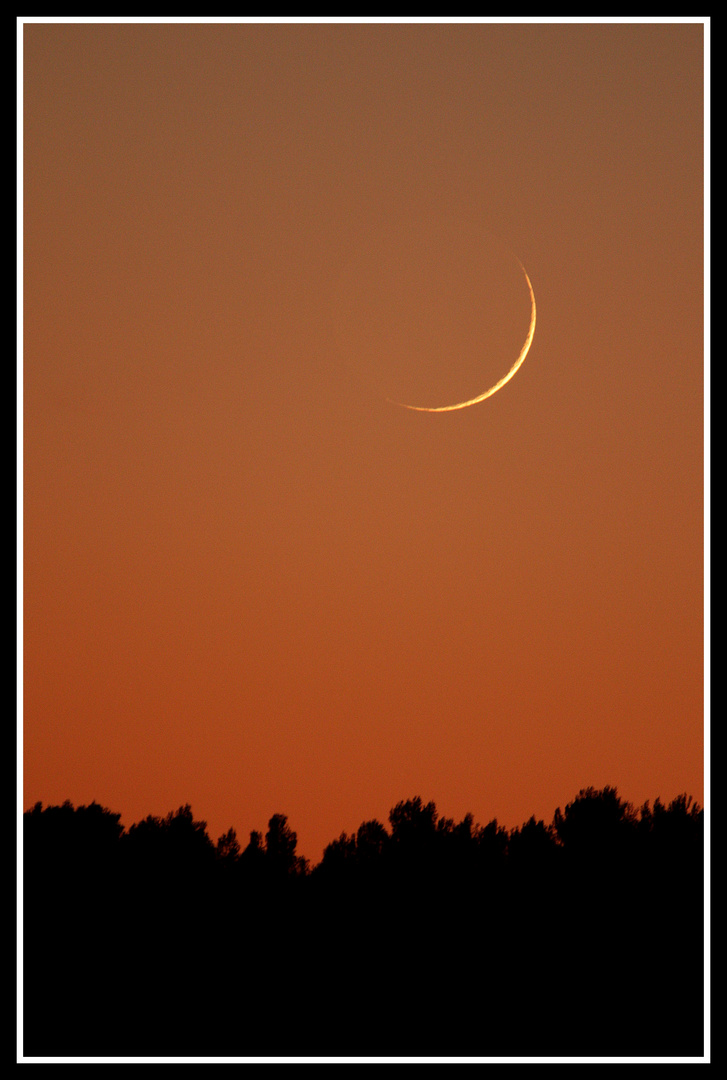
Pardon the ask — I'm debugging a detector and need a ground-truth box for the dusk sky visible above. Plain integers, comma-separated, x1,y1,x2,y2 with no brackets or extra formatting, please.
23,19,705,864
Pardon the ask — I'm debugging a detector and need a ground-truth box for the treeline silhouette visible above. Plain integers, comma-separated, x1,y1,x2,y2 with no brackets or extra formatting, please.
23,787,703,1057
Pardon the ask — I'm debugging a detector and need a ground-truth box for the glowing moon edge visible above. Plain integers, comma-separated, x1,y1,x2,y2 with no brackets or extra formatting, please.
387,257,536,413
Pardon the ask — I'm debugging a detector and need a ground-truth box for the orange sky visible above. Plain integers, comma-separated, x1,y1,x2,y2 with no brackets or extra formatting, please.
22,19,705,864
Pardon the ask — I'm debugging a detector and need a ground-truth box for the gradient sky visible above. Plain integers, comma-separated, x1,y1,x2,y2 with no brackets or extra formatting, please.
23,19,705,863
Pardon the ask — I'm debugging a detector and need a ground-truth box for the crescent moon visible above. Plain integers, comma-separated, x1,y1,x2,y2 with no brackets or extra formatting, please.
388,258,536,413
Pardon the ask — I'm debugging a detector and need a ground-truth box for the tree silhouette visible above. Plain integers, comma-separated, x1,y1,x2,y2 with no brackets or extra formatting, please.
318,829,357,875
22,785,704,1058
122,803,215,893
387,796,439,882
24,799,124,877
508,814,557,867
388,795,438,844
264,812,306,878
240,827,266,874
216,826,241,862
552,784,640,885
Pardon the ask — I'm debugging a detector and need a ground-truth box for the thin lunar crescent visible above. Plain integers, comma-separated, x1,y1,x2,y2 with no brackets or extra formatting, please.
388,258,536,413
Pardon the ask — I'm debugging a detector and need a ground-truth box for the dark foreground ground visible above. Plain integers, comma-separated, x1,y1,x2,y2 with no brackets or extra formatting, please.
24,866,703,1057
